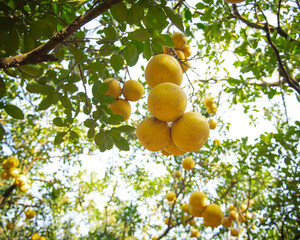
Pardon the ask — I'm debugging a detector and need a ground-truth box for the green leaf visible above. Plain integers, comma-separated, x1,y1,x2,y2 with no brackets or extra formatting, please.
113,136,130,151
38,94,53,110
196,2,206,9
146,6,167,30
103,133,114,150
163,6,184,32
54,131,67,145
110,2,128,22
104,25,118,41
5,28,20,56
0,77,6,99
87,62,105,72
110,54,124,72
94,132,106,152
124,43,138,66
59,94,73,110
53,117,67,127
69,130,79,140
20,65,43,78
126,3,144,25
4,104,24,119
227,77,240,86
26,83,55,95
143,41,152,60
117,125,135,132
106,114,124,125
87,128,95,138
0,124,5,141
98,95,116,104
84,118,97,128
61,83,78,93
130,28,150,42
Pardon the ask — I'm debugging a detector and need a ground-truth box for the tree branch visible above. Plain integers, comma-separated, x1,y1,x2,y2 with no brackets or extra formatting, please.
0,184,16,207
0,0,122,69
230,5,300,45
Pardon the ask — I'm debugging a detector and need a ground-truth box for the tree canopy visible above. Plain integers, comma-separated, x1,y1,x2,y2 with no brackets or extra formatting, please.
0,0,299,239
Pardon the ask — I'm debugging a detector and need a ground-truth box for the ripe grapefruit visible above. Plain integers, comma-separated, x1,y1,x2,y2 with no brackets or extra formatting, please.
171,112,210,152
148,82,187,122
136,117,171,151
122,79,144,101
145,54,183,88
108,98,131,121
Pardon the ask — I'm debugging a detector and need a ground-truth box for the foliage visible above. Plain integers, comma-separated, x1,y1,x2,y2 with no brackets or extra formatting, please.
0,0,299,239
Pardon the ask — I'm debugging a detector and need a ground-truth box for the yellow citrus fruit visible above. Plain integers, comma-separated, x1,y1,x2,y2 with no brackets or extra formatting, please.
206,104,218,115
6,222,14,230
181,203,189,213
204,96,214,108
31,233,40,240
239,214,246,222
182,45,192,58
229,210,239,221
108,98,131,121
245,211,253,219
171,112,210,152
173,170,182,178
231,227,239,236
241,203,248,212
164,48,185,59
166,191,176,202
202,204,223,228
171,32,187,49
25,209,36,219
145,54,183,88
152,237,158,240
228,205,236,211
2,157,19,169
8,168,20,178
15,174,28,186
222,216,233,227
225,0,245,3
190,228,199,238
208,119,217,130
182,156,196,170
19,183,31,192
136,117,171,151
161,149,171,156
164,138,186,156
189,191,209,210
148,82,187,122
103,78,122,99
182,215,190,226
251,224,256,229
213,139,221,146
260,216,265,223
203,218,210,227
165,217,174,225
40,237,46,240
190,206,204,217
188,218,196,226
1,170,10,180
122,79,144,102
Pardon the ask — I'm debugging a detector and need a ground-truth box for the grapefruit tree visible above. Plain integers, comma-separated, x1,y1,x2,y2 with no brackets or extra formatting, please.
0,0,299,239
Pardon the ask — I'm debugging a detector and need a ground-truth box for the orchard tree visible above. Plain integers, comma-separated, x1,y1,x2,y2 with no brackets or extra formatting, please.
0,0,299,239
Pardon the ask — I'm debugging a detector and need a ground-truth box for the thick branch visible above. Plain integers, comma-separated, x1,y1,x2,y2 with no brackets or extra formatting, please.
0,0,122,69
231,5,300,45
0,184,16,207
